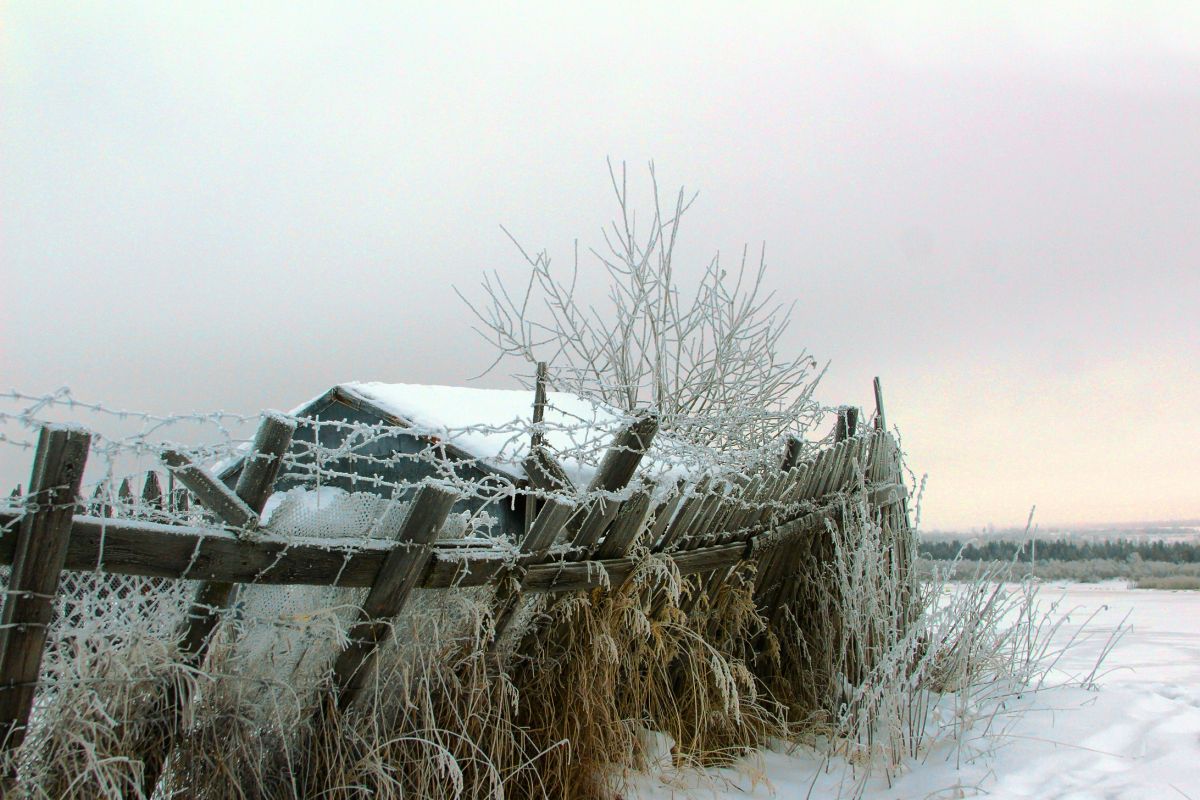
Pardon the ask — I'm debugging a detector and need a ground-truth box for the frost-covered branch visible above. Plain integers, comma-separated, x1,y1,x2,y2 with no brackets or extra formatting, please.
457,161,824,448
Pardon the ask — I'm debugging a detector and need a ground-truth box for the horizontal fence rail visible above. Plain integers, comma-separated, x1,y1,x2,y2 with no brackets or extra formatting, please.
0,481,905,592
0,382,912,795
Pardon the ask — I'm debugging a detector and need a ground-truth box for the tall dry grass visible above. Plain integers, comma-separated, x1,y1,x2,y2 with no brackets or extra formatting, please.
0,490,1089,799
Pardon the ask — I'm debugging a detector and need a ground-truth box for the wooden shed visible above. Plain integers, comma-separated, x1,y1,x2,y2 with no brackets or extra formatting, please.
218,382,672,540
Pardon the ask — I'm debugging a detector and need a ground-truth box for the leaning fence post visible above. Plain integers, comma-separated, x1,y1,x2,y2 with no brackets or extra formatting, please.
166,411,296,661
567,412,658,552
328,483,459,712
0,425,90,754
491,497,575,649
144,411,295,797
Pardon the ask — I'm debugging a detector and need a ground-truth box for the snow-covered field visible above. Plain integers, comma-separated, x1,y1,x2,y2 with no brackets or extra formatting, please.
628,582,1200,800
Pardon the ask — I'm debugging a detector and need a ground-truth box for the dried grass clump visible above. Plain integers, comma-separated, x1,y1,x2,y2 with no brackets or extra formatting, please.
2,496,954,799
750,494,1118,797
155,589,531,800
150,562,785,800
760,497,918,720
0,573,193,800
504,555,785,798
295,625,529,799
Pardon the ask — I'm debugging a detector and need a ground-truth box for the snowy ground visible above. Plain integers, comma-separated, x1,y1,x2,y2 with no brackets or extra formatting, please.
626,582,1200,800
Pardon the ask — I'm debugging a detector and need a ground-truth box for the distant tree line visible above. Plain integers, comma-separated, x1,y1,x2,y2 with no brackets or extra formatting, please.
920,537,1200,564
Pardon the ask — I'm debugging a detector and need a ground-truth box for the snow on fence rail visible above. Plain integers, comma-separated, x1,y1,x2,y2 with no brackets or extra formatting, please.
0,380,910,795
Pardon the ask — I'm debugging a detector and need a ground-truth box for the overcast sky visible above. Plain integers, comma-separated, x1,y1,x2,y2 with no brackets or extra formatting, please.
3,3,1198,529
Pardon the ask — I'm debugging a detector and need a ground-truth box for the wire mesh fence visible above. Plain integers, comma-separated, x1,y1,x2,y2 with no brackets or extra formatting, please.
0,383,912,798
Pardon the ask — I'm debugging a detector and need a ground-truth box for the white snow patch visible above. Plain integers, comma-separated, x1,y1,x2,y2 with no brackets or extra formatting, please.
626,583,1200,799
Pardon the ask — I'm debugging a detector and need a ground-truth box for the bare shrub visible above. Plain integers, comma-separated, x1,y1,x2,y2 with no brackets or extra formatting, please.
457,161,824,449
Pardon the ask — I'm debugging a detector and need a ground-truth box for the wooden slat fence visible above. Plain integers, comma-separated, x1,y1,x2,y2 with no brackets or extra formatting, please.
0,384,910,794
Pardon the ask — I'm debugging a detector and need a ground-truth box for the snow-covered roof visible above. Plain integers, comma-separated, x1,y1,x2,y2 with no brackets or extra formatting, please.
296,381,692,490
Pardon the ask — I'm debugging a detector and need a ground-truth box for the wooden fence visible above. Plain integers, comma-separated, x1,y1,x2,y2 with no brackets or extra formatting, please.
0,383,909,793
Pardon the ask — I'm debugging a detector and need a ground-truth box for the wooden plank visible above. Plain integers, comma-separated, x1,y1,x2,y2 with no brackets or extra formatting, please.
587,413,659,493
834,436,858,493
645,487,685,549
161,449,259,530
719,474,771,543
873,376,887,432
751,458,822,613
835,408,850,443
142,471,164,510
867,429,891,484
817,441,849,497
819,443,844,497
563,413,658,552
654,477,712,553
798,446,830,500
0,512,398,586
233,410,297,515
783,462,808,510
592,489,653,560
144,413,298,796
750,472,789,530
568,498,621,550
713,475,757,541
524,447,576,495
0,503,824,597
0,425,90,752
694,474,787,611
713,481,750,540
763,470,794,526
677,487,726,549
844,435,867,489
510,495,575,561
492,497,574,645
649,481,725,617
172,412,297,662
675,485,740,614
330,484,458,711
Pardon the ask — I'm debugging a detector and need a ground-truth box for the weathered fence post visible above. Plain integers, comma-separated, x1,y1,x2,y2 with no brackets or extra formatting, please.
142,470,164,511
873,376,887,432
845,406,860,439
567,413,658,553
166,411,296,661
0,425,90,754
118,477,133,515
329,483,459,711
491,497,575,649
781,435,804,471
592,488,653,560
145,411,295,795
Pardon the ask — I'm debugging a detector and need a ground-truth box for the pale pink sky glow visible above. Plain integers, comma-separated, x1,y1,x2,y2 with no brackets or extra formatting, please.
3,3,1197,529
